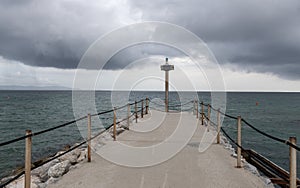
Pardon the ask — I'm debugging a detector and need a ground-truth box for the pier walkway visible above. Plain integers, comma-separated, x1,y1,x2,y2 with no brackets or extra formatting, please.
48,110,266,188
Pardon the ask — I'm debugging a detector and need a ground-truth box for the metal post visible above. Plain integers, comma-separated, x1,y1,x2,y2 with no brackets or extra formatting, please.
127,103,130,128
217,109,221,144
135,101,138,123
87,114,91,162
141,99,144,118
196,100,199,119
113,108,117,141
237,116,242,168
201,102,204,125
289,137,297,188
146,98,149,114
165,70,169,112
161,58,173,112
25,130,32,188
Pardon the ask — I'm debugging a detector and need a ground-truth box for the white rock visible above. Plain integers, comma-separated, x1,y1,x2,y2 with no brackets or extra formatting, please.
77,150,86,162
58,149,81,164
36,182,47,188
244,163,259,175
47,177,60,184
231,153,237,158
32,159,59,182
263,177,274,187
48,160,71,178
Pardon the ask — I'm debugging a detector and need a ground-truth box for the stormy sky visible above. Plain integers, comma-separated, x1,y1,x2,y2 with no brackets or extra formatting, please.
0,0,300,90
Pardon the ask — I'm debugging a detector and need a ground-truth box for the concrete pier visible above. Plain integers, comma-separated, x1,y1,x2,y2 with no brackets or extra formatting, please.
48,110,267,188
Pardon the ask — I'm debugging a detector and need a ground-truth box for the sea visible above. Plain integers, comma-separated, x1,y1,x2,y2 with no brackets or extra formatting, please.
0,91,299,179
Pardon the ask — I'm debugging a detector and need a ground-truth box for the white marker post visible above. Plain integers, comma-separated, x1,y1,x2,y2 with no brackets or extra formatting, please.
161,58,174,112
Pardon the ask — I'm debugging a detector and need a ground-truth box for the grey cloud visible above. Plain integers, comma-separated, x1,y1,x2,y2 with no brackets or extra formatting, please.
104,43,184,70
0,0,133,69
1,0,300,80
129,0,300,80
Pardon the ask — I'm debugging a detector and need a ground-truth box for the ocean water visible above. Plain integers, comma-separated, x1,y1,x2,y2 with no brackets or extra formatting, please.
0,91,299,179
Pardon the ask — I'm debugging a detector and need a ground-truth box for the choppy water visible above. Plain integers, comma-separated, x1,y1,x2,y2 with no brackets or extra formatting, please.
0,91,299,179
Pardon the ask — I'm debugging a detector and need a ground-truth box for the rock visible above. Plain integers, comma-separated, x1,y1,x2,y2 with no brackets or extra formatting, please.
231,153,237,158
47,177,60,184
69,165,77,171
0,176,13,184
32,159,59,182
77,150,86,162
54,151,65,158
263,178,274,186
244,162,259,175
48,160,71,178
36,182,47,188
58,149,81,165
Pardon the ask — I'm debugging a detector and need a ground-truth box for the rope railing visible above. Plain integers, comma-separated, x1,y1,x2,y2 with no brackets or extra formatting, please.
0,116,87,147
0,98,148,188
0,99,145,148
1,98,298,187
198,101,298,187
199,101,299,152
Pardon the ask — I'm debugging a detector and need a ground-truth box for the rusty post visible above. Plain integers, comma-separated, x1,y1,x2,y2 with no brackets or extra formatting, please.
141,99,144,118
87,113,91,162
196,100,199,119
207,104,211,131
146,98,149,114
217,109,221,144
135,101,138,123
113,108,117,141
127,103,130,128
201,102,204,125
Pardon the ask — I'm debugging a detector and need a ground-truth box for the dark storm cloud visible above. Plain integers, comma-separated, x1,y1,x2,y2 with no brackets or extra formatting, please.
104,43,184,70
0,0,300,80
129,0,300,80
0,0,132,69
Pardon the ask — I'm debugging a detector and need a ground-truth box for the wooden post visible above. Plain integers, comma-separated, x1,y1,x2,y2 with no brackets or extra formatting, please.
127,103,130,128
201,102,204,125
217,108,221,144
196,100,199,119
135,101,138,123
113,108,117,141
141,99,144,118
289,136,297,188
207,104,211,131
237,116,242,168
145,98,149,114
87,114,91,162
25,130,32,188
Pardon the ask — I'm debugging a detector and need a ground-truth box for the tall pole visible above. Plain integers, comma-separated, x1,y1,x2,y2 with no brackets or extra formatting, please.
161,57,174,113
165,69,169,112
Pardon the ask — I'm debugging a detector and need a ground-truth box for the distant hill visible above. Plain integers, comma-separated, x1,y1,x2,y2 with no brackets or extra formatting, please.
0,85,71,90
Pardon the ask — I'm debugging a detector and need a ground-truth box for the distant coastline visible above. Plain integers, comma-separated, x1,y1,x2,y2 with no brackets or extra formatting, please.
0,85,299,92
0,85,71,90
